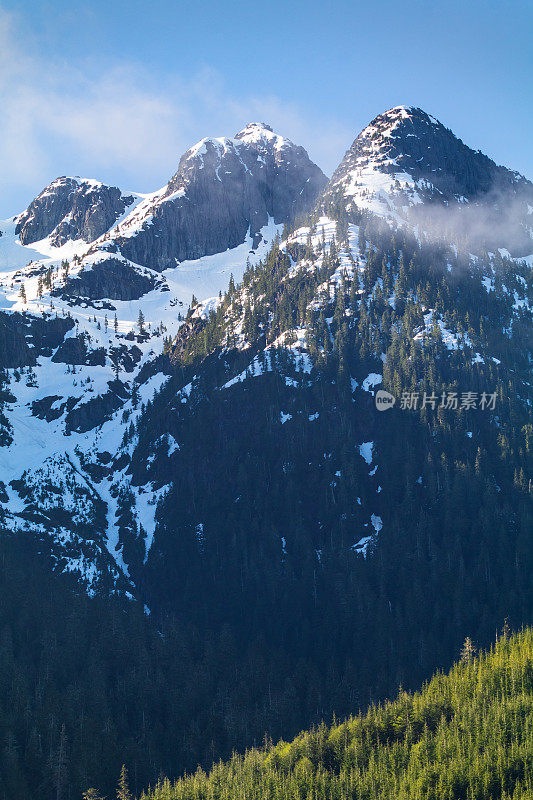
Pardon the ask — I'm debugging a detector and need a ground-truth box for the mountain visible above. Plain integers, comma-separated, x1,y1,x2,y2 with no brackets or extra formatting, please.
325,105,533,255
14,177,136,247
112,122,327,270
131,107,531,619
0,107,530,800
0,122,327,596
0,103,530,623
31,124,327,307
140,628,533,800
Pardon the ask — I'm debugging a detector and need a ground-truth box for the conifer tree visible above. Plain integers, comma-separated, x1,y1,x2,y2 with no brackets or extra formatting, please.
82,789,105,800
460,636,476,662
116,765,131,800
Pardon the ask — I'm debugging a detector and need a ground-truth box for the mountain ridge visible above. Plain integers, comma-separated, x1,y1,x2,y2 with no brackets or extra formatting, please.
0,105,530,599
0,105,531,800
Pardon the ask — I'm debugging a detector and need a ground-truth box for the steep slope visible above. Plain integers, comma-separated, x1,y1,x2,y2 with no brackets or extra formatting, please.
128,209,531,619
0,123,325,593
325,105,533,255
14,176,136,247
113,122,327,270
141,628,533,800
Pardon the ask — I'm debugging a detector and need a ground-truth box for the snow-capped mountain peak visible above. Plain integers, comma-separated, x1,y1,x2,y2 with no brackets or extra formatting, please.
88,123,327,270
324,105,533,255
182,123,282,164
234,121,279,146
14,176,136,248
185,135,234,161
235,121,274,137
234,122,303,159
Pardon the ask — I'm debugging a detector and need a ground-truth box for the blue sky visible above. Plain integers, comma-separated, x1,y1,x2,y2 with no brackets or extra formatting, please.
1,0,531,216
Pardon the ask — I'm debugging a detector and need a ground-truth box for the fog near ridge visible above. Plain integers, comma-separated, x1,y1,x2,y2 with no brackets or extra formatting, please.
403,188,533,259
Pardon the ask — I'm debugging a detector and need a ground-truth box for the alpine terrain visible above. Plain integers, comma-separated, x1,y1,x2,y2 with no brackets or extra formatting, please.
0,107,530,799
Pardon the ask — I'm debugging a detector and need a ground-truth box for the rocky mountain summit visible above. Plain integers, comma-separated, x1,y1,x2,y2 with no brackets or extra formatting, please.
15,177,135,247
111,122,327,270
325,106,533,254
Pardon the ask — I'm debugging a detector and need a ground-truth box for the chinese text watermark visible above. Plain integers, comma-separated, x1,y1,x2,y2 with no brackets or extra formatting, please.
375,389,497,412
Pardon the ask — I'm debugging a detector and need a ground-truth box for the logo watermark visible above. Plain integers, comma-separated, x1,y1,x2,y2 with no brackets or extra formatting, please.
376,390,497,412
375,390,396,411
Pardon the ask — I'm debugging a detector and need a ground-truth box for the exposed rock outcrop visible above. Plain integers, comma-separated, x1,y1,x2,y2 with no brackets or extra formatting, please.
15,177,135,246
54,259,157,302
65,383,127,433
114,123,327,270
52,335,106,366
0,312,74,368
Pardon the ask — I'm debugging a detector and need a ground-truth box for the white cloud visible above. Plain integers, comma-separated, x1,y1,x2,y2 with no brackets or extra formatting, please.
0,7,350,216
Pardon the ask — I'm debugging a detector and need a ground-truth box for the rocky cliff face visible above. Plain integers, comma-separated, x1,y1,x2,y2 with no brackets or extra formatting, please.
55,258,160,302
15,177,135,246
115,123,327,270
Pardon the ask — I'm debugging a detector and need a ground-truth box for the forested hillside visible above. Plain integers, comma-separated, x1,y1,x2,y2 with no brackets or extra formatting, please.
140,627,533,800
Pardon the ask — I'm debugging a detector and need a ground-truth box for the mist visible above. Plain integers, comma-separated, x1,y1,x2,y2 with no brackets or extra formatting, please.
404,186,533,259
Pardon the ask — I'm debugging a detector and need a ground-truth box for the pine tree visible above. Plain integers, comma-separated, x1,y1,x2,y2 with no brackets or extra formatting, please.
110,348,121,381
82,789,105,800
460,636,476,662
117,764,131,800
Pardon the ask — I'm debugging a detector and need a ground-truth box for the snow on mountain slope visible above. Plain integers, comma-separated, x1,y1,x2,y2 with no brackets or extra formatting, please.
0,217,87,272
0,123,319,592
0,108,530,600
0,211,284,591
325,106,533,256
